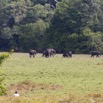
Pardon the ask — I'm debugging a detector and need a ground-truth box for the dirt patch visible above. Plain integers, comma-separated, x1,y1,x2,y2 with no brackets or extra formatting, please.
88,93,101,98
7,81,63,94
97,63,103,65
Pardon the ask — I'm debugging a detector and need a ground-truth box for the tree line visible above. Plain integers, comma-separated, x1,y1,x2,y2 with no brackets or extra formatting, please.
0,0,103,53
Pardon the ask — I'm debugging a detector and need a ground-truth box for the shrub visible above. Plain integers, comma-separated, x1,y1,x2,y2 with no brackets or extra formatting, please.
0,53,9,95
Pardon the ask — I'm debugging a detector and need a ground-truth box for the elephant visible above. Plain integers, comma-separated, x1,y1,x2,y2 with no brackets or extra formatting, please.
42,48,56,57
63,53,69,57
47,48,56,57
29,49,36,58
63,51,72,58
91,51,101,57
68,51,72,57
42,50,49,58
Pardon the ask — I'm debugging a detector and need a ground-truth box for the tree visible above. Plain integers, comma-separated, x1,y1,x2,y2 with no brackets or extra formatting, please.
20,19,47,51
0,28,12,50
7,17,15,29
45,0,103,53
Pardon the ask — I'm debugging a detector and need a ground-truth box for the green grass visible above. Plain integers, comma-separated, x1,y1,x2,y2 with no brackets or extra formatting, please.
1,53,103,97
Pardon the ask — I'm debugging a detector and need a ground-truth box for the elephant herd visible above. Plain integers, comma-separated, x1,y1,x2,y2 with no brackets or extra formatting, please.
29,49,101,58
29,48,73,58
29,48,57,58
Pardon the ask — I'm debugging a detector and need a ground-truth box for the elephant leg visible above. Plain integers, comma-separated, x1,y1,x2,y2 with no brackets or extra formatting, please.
96,55,99,57
45,54,48,58
91,55,93,57
52,53,54,57
48,53,50,57
33,54,35,58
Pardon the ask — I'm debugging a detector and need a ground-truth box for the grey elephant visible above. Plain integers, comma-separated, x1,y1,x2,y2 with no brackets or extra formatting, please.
29,49,36,58
42,50,49,58
63,51,72,58
42,48,56,57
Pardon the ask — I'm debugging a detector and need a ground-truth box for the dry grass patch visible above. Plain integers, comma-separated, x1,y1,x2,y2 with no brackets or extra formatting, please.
97,63,103,65
1,93,103,103
88,93,102,98
7,81,63,96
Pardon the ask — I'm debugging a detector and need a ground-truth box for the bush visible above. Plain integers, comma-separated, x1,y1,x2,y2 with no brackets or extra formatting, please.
0,53,9,95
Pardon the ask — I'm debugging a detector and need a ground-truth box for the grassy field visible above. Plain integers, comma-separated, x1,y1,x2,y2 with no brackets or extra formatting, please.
1,52,103,102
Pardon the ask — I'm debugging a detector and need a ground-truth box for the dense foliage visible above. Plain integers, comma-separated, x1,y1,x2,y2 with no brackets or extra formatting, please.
0,0,103,53
0,53,9,95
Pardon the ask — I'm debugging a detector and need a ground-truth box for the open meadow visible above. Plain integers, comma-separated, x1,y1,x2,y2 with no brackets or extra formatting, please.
1,53,103,103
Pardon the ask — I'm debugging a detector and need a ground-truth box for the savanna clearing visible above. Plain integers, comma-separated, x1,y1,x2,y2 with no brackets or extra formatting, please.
1,53,103,103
